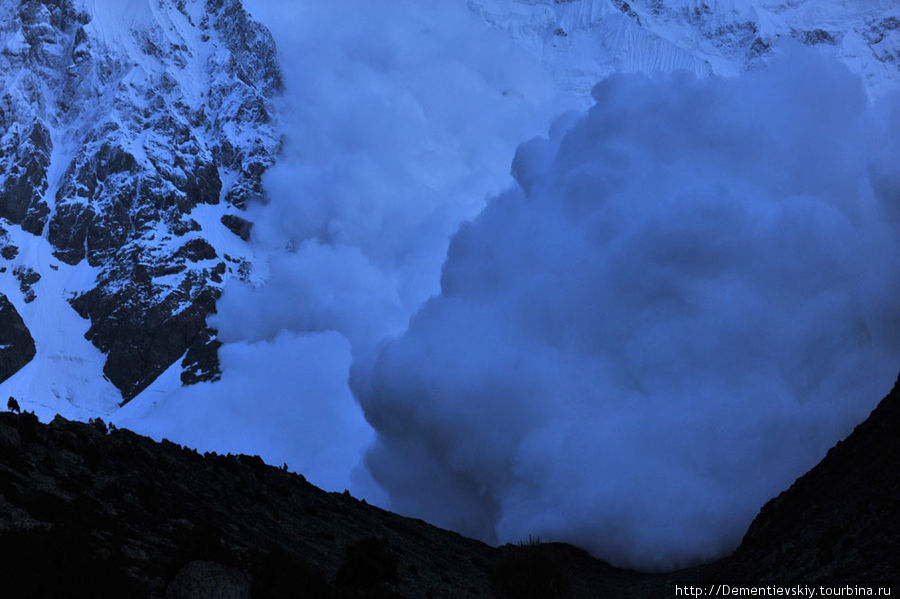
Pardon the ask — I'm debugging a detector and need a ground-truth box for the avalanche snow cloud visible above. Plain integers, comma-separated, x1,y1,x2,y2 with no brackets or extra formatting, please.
117,0,569,494
353,50,900,570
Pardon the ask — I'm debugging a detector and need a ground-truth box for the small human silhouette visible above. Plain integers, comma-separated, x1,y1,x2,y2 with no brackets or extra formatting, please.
7,397,20,413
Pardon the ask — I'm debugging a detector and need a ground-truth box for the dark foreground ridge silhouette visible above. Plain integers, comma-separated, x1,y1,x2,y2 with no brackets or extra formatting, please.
1,376,897,598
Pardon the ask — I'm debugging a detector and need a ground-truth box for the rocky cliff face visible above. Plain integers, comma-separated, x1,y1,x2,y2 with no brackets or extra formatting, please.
0,292,35,383
0,0,280,404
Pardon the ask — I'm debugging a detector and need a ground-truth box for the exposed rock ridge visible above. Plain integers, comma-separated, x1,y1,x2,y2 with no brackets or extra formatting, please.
0,0,282,401
0,293,35,383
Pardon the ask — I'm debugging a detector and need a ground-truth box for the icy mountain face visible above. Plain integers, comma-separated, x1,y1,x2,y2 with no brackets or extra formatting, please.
0,0,280,405
469,0,900,97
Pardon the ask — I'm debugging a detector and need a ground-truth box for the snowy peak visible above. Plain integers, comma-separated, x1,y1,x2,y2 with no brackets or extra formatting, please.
471,0,900,97
0,0,280,411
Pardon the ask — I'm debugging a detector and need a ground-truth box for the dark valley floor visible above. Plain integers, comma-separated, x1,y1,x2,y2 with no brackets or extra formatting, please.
1,375,898,598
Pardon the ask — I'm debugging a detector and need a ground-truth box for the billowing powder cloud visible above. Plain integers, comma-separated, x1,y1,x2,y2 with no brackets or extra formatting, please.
118,1,576,493
230,0,572,353
352,50,900,570
116,2,900,570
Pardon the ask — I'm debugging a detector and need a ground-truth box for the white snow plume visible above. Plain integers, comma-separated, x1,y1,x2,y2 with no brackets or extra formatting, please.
123,0,572,493
232,0,569,350
352,49,900,570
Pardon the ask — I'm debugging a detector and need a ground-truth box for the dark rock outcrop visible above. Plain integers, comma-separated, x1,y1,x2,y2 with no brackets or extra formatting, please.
71,278,221,402
180,332,222,386
0,294,35,383
13,265,40,303
0,120,52,235
793,28,839,46
220,213,253,242
175,238,218,263
1,243,18,260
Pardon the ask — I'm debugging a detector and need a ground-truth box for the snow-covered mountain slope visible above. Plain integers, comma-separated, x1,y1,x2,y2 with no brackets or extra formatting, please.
470,0,900,98
0,220,120,418
0,0,279,416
